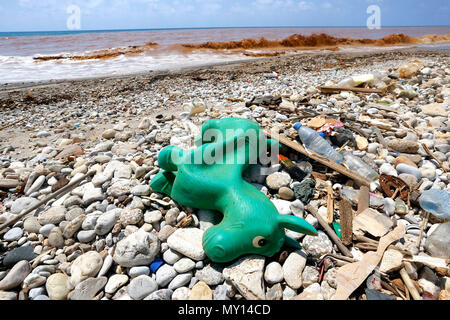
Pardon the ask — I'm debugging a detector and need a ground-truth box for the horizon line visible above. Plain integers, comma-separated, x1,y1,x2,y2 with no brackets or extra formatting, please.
2,25,450,34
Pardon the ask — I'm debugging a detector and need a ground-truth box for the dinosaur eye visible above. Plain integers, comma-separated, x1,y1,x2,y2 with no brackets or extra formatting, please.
252,236,267,248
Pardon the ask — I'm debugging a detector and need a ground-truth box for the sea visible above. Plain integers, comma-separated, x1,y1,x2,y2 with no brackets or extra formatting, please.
0,26,449,84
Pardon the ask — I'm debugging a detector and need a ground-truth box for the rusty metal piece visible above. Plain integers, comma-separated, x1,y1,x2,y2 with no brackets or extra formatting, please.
379,174,410,201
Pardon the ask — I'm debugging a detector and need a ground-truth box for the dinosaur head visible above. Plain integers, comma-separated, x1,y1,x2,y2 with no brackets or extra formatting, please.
203,215,317,263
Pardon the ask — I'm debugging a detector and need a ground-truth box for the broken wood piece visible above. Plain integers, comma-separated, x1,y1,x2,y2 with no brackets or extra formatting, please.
318,86,384,94
399,268,422,300
404,256,449,270
339,198,353,246
326,183,334,224
417,210,430,248
333,225,405,300
0,170,96,232
357,186,370,215
353,208,394,238
372,127,388,149
266,130,372,187
422,143,448,173
306,204,353,258
0,117,26,131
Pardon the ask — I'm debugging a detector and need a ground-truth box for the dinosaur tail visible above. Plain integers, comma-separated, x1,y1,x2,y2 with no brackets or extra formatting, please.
150,171,176,196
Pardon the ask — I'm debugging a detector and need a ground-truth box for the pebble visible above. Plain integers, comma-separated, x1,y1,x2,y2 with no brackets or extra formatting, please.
68,277,108,300
266,172,291,190
144,289,173,300
174,258,196,274
10,197,40,215
396,163,423,180
302,232,333,258
128,275,158,300
168,273,193,291
167,228,205,261
2,246,37,268
70,251,103,286
156,264,178,287
113,229,160,267
0,261,31,291
105,274,129,294
129,266,150,278
195,264,224,286
283,250,307,290
264,262,284,285
188,281,212,300
3,227,23,242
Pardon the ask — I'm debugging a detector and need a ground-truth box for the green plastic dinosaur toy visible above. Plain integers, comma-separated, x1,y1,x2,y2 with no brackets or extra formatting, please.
151,118,317,263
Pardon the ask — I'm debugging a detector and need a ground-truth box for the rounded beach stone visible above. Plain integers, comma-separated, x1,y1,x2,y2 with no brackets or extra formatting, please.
128,275,158,300
188,281,212,300
113,229,160,267
266,172,291,190
264,262,284,285
167,228,205,261
282,250,306,290
70,251,103,286
46,273,71,300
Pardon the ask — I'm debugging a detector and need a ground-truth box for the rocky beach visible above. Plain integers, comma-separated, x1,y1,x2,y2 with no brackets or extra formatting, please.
0,47,449,301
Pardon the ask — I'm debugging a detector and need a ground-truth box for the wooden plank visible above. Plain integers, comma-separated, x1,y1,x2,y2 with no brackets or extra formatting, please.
339,198,353,246
306,204,353,258
357,185,370,215
318,86,384,94
0,118,26,131
266,130,372,187
326,183,334,224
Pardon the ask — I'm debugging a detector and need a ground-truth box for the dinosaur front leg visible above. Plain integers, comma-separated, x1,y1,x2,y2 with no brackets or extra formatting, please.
157,145,184,172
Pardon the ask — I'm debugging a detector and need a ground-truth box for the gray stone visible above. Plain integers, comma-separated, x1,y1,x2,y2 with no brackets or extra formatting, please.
128,275,158,300
131,185,150,196
125,265,148,278
11,197,40,215
144,289,173,300
302,232,333,258
3,227,23,242
163,248,183,265
48,227,64,249
95,210,118,236
156,264,177,287
168,273,193,291
38,207,66,225
174,258,196,274
0,261,31,290
68,277,107,300
113,229,160,267
0,291,18,300
77,230,97,243
2,246,37,268
195,264,224,286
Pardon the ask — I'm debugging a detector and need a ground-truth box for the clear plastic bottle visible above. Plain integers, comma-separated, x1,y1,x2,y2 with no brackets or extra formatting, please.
294,123,343,164
419,189,450,219
341,150,379,182
337,72,386,88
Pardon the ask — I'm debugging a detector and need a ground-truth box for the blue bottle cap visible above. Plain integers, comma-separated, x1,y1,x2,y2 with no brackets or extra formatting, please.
319,132,326,138
150,257,164,273
293,122,303,130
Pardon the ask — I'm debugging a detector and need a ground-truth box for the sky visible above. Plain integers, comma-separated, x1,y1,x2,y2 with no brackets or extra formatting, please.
0,0,449,32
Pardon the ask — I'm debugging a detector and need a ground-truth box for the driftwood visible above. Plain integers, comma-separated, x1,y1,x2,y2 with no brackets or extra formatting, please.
339,198,353,246
357,186,370,215
266,130,372,187
422,143,448,173
399,268,422,300
318,86,384,94
0,118,26,131
306,204,353,258
0,170,96,232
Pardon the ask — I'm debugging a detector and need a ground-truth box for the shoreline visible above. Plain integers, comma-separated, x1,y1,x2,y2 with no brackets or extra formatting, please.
1,45,448,92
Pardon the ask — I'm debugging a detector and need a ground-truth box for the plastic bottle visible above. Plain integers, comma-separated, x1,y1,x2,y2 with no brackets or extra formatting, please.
294,123,343,164
337,72,386,88
419,189,450,219
341,150,379,182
